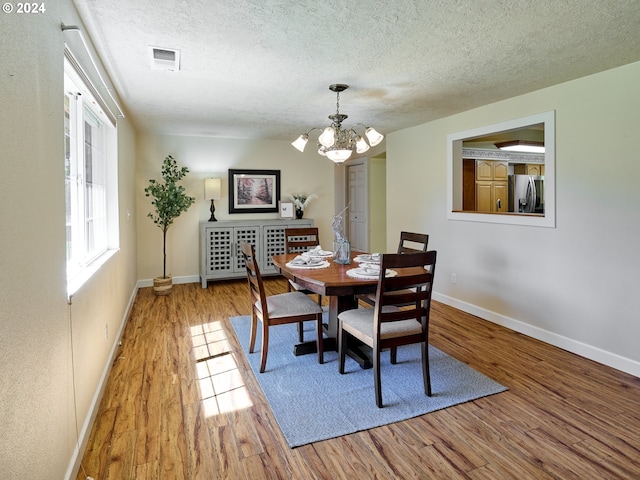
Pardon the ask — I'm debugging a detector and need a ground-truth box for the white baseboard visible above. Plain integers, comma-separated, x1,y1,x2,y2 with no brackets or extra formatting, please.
137,274,200,288
65,284,139,480
433,292,640,378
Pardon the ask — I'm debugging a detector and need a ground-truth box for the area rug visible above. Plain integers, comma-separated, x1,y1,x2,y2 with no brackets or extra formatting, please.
230,315,507,448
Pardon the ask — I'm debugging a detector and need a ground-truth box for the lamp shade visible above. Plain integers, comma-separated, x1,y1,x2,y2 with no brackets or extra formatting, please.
291,134,309,152
318,126,336,147
365,127,384,146
205,178,221,200
355,135,370,154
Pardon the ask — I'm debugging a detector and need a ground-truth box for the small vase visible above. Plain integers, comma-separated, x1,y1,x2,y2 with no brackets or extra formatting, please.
333,240,351,264
295,208,304,219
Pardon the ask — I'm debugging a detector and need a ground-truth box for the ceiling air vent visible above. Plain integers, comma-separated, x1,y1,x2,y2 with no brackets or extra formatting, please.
148,46,180,72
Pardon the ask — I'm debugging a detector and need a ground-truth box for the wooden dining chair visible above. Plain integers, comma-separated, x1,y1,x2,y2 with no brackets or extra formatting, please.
338,251,437,407
397,231,429,254
358,231,429,307
284,227,323,342
241,242,324,372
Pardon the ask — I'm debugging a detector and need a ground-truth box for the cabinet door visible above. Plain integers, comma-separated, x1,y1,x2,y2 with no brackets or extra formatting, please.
527,164,542,176
494,182,508,212
262,224,287,274
204,227,234,277
493,161,509,180
233,226,260,273
477,181,508,212
476,160,494,181
513,164,527,175
476,181,493,212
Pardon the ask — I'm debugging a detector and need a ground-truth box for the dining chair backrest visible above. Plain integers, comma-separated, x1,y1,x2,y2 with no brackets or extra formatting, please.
373,251,437,334
397,231,429,255
241,242,267,313
356,232,430,308
285,227,320,254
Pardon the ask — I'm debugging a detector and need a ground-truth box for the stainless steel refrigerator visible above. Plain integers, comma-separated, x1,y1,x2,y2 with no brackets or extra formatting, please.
509,175,544,214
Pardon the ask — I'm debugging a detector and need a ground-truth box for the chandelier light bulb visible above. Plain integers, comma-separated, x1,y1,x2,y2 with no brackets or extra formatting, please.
365,127,384,146
291,134,309,152
318,126,335,147
355,135,370,154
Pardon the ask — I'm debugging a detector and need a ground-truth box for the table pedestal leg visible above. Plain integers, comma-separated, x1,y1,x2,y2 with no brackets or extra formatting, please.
292,295,372,369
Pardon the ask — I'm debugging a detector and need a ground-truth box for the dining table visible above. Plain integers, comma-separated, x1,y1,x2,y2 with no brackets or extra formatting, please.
272,251,381,369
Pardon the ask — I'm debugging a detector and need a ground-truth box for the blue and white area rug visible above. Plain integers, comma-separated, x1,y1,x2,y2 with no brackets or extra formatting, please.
230,315,507,448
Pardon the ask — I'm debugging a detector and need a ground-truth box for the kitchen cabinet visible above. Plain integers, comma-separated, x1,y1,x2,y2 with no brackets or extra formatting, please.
199,219,313,287
513,163,544,176
476,181,508,213
476,160,508,181
475,160,508,213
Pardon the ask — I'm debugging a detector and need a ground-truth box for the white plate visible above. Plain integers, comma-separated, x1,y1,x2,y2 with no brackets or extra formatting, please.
304,250,333,258
285,260,330,269
354,254,381,264
347,268,397,279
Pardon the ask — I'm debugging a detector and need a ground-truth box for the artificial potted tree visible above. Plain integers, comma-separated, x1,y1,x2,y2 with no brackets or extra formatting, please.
145,154,195,295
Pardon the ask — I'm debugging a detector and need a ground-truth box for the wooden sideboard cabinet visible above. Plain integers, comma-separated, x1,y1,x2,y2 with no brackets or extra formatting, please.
199,219,314,288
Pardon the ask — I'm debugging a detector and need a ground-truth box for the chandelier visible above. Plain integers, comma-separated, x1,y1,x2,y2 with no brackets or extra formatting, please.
291,84,384,163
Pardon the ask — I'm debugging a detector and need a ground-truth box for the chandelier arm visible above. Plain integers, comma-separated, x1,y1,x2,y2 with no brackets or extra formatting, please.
305,127,323,135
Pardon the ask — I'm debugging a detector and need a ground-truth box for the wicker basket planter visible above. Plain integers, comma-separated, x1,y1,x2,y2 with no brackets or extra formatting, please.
153,275,172,295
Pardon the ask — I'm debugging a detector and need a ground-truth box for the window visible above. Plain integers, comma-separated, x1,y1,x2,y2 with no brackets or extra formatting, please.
64,56,118,294
447,111,555,228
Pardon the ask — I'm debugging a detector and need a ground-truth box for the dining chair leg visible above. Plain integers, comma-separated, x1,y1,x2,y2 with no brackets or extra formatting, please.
390,346,397,364
297,321,304,343
316,312,324,364
374,347,383,408
259,321,269,373
338,323,346,374
421,342,432,396
249,313,258,353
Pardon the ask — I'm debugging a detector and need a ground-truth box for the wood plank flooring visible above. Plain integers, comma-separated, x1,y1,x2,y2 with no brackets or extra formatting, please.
77,279,640,479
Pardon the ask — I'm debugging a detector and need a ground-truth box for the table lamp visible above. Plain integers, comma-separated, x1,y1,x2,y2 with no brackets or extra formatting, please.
205,178,221,221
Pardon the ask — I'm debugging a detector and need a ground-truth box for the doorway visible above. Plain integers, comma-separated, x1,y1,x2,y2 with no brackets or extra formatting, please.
347,162,368,252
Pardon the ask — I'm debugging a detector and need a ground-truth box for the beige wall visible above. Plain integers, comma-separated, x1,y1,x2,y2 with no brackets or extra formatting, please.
387,61,640,375
136,133,336,282
369,155,387,253
0,3,138,478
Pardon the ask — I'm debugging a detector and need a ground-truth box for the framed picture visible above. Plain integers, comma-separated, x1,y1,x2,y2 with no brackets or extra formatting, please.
279,201,294,219
228,169,281,214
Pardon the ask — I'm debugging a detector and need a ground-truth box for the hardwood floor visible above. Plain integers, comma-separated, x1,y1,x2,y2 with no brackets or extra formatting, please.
77,279,640,479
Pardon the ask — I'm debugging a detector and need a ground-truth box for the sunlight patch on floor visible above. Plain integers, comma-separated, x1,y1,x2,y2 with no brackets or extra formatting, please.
191,321,253,417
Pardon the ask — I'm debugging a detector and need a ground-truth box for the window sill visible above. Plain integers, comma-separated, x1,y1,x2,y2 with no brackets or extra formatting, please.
67,248,119,301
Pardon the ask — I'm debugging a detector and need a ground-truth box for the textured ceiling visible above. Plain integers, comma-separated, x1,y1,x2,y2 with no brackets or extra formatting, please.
72,0,640,143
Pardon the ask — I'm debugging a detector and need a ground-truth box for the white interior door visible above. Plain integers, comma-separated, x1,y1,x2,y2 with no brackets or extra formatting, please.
347,163,368,252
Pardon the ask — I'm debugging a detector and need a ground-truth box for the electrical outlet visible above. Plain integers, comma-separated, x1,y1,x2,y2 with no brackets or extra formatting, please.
451,273,457,284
